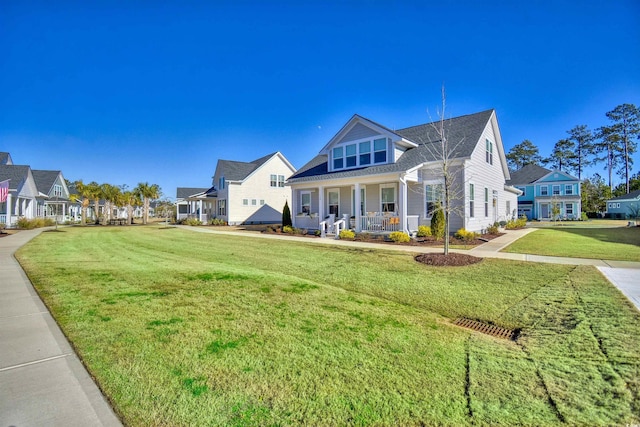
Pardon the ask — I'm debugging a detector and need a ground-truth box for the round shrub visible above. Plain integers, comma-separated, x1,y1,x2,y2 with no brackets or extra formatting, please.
339,229,355,240
416,225,432,237
454,228,478,242
389,231,410,243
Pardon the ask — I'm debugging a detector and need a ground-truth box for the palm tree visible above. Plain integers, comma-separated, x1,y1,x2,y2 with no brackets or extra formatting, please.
86,181,102,224
71,180,93,225
101,183,121,223
121,191,141,225
135,182,161,225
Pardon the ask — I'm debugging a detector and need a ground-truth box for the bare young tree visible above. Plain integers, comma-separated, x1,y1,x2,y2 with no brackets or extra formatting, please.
414,86,469,255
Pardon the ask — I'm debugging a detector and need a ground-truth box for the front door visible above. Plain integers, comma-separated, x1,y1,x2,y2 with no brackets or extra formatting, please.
540,203,549,219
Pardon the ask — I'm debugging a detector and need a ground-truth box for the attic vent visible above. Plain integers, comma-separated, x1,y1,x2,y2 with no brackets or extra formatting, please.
554,173,558,178
453,318,518,340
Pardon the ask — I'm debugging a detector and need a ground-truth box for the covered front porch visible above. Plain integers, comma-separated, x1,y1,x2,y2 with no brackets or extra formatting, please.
291,177,420,235
1,193,36,227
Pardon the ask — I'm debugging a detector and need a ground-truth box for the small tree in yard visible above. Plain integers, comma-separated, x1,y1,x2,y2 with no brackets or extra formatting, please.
282,201,292,227
551,199,562,224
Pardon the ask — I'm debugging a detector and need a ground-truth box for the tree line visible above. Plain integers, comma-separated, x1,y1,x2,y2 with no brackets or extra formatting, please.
69,180,162,226
506,103,640,197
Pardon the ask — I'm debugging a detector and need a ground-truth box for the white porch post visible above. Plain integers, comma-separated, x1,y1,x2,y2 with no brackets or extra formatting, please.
318,186,325,220
5,193,12,225
199,200,203,222
354,183,361,232
399,178,407,233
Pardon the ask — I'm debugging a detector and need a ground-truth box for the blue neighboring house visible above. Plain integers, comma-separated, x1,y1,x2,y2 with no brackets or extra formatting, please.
606,189,640,219
506,164,581,220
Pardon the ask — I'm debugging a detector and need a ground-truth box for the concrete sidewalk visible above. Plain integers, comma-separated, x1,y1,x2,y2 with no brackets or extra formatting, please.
0,229,122,426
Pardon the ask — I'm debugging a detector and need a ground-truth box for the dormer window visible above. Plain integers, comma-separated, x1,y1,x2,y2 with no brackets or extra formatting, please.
331,137,388,171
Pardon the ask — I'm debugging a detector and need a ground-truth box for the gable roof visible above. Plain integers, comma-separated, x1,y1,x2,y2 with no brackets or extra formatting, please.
176,187,208,199
215,152,295,182
0,165,31,190
32,170,63,196
289,109,495,183
608,189,640,202
506,164,551,185
0,152,12,165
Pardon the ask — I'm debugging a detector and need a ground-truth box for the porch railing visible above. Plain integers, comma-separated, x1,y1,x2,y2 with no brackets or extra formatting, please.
360,215,400,232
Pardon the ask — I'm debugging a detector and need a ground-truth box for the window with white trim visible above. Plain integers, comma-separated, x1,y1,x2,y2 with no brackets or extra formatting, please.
260,199,265,205
328,190,339,216
552,185,561,195
381,185,396,213
540,185,548,196
53,184,63,197
278,175,285,188
270,174,277,187
565,184,573,195
506,200,511,217
301,191,311,214
331,138,388,171
484,188,489,217
242,199,248,206
469,183,475,218
218,199,226,216
251,199,257,206
425,183,443,217
486,139,493,165
566,203,573,215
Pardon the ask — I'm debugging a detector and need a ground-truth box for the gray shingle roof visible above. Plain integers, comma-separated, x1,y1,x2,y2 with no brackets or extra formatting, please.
32,170,62,195
0,165,31,189
608,189,640,202
176,187,208,199
505,164,551,185
289,110,494,183
0,152,11,165
217,152,278,181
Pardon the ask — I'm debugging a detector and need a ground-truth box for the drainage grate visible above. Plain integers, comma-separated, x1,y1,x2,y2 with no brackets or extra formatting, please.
454,318,517,340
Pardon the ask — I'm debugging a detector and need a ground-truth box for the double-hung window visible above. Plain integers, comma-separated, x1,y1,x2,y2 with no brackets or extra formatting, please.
374,138,387,163
425,183,443,217
53,184,63,197
345,144,357,167
552,185,561,196
540,185,548,196
218,199,226,216
278,175,285,187
565,184,573,195
566,203,573,215
333,147,344,169
328,190,340,216
270,174,277,187
486,139,493,165
484,188,489,217
301,192,311,214
469,183,475,218
359,141,371,165
381,185,396,213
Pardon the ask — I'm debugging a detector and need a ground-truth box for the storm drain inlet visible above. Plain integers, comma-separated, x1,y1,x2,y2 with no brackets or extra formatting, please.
454,318,517,340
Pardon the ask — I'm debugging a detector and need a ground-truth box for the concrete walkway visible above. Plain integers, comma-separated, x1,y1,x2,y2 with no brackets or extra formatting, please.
0,229,122,427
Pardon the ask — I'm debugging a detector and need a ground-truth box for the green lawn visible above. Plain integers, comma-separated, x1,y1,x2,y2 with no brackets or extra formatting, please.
503,226,640,261
16,226,640,426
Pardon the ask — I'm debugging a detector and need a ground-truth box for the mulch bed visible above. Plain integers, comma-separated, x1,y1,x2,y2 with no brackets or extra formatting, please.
414,252,483,267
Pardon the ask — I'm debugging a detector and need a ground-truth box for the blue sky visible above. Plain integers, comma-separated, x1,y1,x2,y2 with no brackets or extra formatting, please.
1,1,639,199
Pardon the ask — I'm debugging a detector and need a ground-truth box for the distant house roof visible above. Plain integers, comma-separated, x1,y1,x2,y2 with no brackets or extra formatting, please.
0,152,12,165
176,187,208,199
608,189,640,202
0,165,31,190
289,110,494,183
32,170,63,197
506,164,551,185
215,152,282,182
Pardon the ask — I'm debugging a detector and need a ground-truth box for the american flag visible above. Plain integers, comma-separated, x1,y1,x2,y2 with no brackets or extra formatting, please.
0,179,9,203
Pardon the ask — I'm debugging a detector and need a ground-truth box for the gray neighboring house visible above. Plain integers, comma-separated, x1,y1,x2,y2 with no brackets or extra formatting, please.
288,110,520,234
176,187,213,222
32,169,71,220
0,164,38,226
606,190,640,219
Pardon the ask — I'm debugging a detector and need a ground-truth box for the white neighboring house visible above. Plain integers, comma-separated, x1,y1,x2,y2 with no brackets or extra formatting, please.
32,170,72,222
177,152,296,225
288,110,520,235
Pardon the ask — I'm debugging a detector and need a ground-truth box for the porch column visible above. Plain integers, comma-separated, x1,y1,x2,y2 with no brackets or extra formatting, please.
399,178,408,233
318,186,325,220
354,183,361,232
5,193,12,225
199,200,203,222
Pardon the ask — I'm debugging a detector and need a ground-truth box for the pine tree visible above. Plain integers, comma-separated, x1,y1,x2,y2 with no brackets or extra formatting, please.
282,200,292,227
430,202,445,240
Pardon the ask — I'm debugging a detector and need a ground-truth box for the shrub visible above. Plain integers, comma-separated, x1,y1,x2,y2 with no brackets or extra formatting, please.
581,212,588,221
499,220,507,227
17,217,55,229
282,225,296,234
505,215,528,230
183,218,202,226
339,229,355,240
486,222,500,235
455,228,478,242
430,204,445,240
209,218,227,226
314,229,322,237
282,201,292,228
389,231,410,243
416,225,432,237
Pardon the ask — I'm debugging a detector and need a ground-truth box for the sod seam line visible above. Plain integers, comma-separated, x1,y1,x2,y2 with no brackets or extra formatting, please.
0,353,73,372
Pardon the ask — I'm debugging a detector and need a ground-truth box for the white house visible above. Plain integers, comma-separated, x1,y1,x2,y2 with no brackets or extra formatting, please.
32,170,72,221
287,110,520,235
177,152,296,225
0,164,39,226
